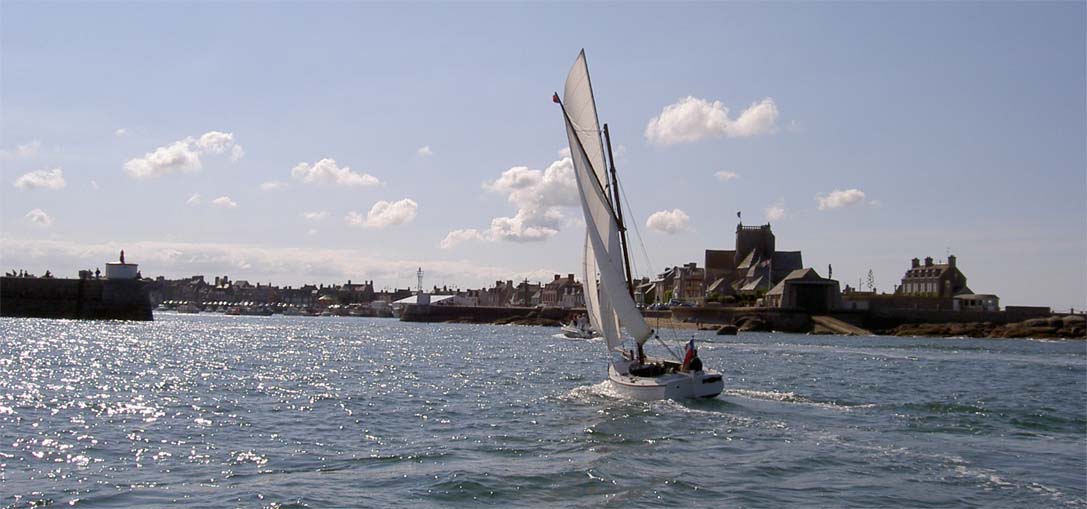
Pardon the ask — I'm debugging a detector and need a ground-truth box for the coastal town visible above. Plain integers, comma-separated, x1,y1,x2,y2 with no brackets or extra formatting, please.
143,222,1004,314
4,220,1081,339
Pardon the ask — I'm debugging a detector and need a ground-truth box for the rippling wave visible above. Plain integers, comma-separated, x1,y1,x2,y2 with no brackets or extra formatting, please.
1,316,1084,508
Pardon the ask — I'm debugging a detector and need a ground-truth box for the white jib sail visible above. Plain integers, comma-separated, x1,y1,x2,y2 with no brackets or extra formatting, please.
562,49,652,350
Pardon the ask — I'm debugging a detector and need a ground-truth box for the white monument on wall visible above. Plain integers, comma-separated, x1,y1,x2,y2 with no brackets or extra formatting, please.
105,250,138,280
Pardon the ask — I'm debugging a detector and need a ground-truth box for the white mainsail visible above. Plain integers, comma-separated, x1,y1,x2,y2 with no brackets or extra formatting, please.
561,50,652,351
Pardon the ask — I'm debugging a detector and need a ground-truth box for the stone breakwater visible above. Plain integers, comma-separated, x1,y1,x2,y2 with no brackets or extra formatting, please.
0,276,152,321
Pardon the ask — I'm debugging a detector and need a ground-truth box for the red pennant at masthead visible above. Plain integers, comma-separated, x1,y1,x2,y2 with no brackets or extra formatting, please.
552,93,560,104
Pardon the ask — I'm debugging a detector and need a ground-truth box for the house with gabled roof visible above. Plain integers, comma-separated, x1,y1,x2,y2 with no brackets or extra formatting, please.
896,255,969,298
765,268,842,312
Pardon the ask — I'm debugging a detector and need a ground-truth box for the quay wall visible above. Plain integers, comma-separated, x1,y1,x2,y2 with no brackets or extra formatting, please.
668,306,813,332
0,277,153,321
400,305,578,324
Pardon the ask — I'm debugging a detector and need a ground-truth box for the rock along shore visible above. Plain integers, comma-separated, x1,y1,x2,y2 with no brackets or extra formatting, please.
882,315,1086,339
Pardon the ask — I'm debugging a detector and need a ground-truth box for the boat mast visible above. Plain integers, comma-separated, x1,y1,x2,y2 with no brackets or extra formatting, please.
603,124,635,299
604,123,647,364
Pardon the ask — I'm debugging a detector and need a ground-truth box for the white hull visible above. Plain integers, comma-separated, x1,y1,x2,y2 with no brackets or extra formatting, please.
608,359,723,401
561,323,598,339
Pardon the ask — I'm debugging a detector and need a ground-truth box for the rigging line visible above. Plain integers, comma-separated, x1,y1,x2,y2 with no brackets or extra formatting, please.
654,335,682,362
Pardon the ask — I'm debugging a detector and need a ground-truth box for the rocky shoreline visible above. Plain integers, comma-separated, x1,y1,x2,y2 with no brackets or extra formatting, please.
880,315,1086,339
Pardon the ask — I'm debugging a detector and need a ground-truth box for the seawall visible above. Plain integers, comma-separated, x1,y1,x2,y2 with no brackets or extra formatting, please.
1,277,153,321
669,306,814,332
860,307,1052,330
400,305,577,325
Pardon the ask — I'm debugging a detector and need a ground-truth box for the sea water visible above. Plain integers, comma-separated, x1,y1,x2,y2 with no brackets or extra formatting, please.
1,314,1084,507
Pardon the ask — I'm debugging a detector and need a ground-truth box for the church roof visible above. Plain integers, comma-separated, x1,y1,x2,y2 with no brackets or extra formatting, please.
740,276,765,292
706,277,729,294
771,251,804,271
736,249,761,270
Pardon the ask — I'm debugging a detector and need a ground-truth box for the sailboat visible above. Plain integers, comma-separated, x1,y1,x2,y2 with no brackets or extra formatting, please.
561,314,600,339
555,50,724,401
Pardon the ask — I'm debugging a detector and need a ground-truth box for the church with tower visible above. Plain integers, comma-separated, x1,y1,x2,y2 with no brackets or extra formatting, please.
704,222,805,297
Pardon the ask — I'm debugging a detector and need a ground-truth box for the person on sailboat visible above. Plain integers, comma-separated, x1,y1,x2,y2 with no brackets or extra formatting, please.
681,339,702,372
689,353,703,373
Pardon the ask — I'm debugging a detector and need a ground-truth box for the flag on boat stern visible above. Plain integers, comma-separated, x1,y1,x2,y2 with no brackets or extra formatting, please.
682,339,696,369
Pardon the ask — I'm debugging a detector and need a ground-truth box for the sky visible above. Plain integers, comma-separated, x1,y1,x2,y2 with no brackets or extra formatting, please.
1,2,1084,309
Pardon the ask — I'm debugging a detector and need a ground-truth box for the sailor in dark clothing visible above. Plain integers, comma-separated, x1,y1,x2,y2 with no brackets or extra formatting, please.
688,354,703,372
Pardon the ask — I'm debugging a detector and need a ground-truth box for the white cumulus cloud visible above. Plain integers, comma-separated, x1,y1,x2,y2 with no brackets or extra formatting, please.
441,151,579,247
13,168,66,190
187,193,202,206
646,209,692,234
211,196,238,209
645,96,779,145
417,145,433,157
196,131,235,154
440,229,486,249
816,188,867,210
124,131,243,179
115,128,129,136
302,210,327,221
291,158,379,187
25,208,53,227
346,198,417,229
765,198,787,221
715,170,739,182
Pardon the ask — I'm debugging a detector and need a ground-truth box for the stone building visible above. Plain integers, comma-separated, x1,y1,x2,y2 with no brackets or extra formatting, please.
631,277,653,306
477,280,517,307
646,263,705,305
559,284,585,309
705,222,803,296
509,280,541,307
541,274,578,306
896,255,969,298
